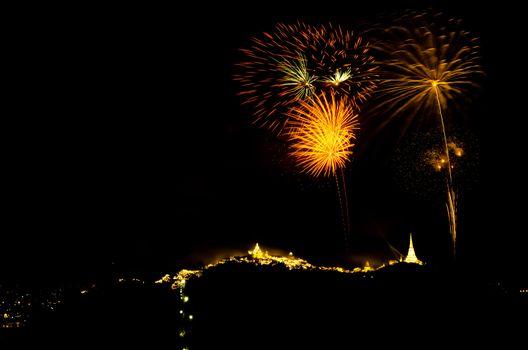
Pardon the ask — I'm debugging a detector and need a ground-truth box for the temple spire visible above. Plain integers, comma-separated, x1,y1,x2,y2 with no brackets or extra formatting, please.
248,243,268,259
404,233,424,265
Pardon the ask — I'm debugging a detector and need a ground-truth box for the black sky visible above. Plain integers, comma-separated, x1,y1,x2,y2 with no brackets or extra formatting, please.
3,1,526,282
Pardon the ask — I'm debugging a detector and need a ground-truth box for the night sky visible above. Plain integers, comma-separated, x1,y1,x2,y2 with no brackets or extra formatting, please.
4,1,526,283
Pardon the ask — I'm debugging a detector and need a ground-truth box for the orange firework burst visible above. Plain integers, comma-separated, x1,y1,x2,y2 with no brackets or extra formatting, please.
287,92,359,177
235,22,376,133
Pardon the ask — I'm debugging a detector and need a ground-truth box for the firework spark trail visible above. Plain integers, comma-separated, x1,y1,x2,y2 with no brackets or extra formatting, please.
339,167,351,241
434,85,458,256
434,86,453,185
446,186,457,253
235,21,376,133
333,171,348,247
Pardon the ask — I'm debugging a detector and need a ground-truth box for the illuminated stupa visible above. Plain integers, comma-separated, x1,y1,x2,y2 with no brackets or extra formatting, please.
363,261,374,272
248,243,269,259
403,233,424,265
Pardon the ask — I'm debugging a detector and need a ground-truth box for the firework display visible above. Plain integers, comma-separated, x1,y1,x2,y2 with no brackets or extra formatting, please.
370,11,483,131
286,92,359,177
235,21,376,133
365,11,482,255
235,11,483,257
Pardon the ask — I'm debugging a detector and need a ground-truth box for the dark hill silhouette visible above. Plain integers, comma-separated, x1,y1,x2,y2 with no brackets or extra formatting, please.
182,261,525,348
3,262,525,348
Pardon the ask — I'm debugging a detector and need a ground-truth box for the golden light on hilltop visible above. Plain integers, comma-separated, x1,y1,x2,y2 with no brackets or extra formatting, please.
157,244,404,292
361,261,374,272
155,274,172,284
248,243,268,259
155,269,203,289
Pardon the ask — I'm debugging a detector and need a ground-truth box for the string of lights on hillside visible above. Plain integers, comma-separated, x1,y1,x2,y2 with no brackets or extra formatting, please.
156,241,425,290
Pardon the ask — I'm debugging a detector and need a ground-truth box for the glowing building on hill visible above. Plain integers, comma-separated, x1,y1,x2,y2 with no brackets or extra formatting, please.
248,243,269,259
363,261,374,272
403,233,424,265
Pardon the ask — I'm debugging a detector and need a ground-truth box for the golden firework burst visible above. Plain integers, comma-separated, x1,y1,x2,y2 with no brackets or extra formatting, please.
287,92,359,177
371,12,483,127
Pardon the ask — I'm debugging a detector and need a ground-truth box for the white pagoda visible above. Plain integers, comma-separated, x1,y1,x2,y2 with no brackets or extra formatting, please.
403,233,424,265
